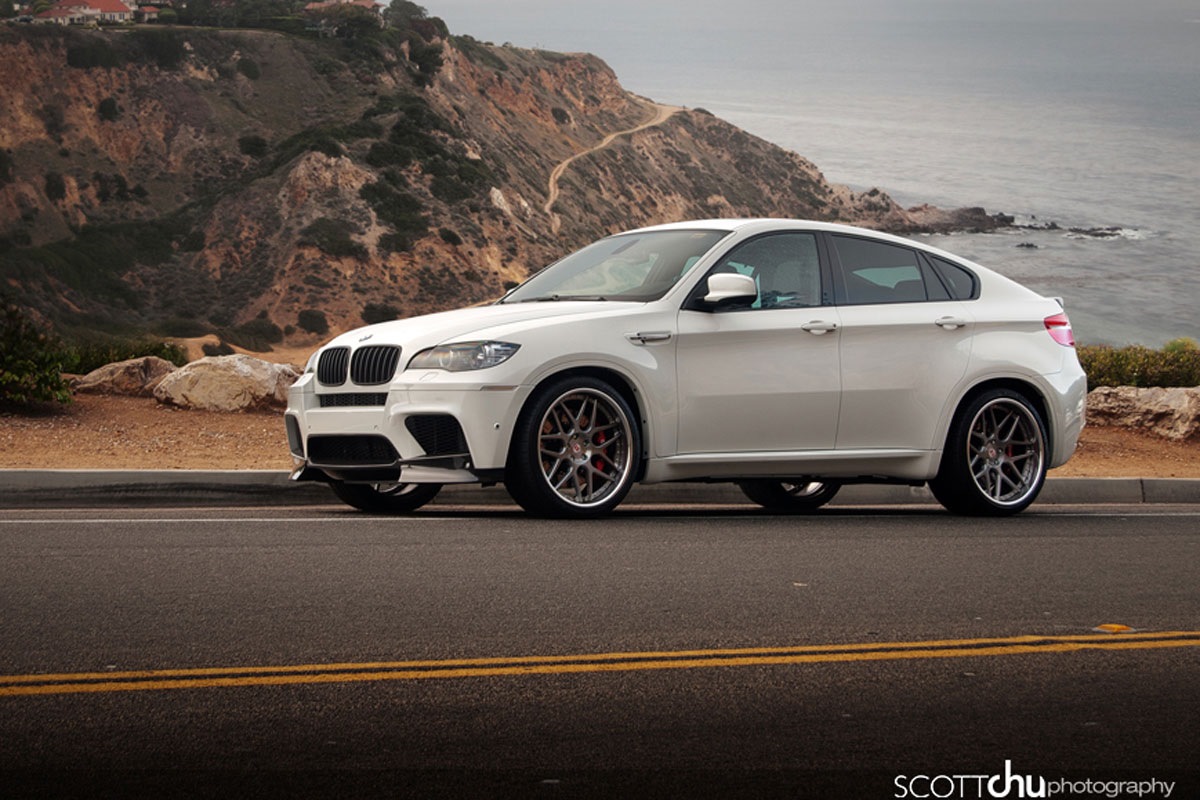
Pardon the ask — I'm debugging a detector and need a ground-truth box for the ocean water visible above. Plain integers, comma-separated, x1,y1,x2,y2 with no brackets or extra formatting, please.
436,0,1199,346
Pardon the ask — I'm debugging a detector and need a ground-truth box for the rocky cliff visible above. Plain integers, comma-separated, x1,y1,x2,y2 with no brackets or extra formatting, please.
0,22,1006,346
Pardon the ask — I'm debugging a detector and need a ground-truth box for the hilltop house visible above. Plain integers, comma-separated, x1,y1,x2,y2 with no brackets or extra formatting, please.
34,0,134,24
302,0,383,35
303,0,383,20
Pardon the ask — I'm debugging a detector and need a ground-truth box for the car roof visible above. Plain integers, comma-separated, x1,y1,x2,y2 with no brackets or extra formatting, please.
624,217,992,270
625,218,916,244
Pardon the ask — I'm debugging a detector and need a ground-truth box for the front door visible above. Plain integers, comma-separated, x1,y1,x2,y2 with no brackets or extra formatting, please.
675,232,842,454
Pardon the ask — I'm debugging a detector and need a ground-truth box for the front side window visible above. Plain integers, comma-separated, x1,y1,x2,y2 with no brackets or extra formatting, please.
502,229,729,303
832,235,931,304
697,232,823,310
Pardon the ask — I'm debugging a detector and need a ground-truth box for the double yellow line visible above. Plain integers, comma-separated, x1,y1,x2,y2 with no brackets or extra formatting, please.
4,631,1198,698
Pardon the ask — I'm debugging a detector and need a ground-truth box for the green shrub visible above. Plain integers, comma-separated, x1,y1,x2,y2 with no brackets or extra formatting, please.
297,309,329,335
271,127,343,167
359,180,426,246
66,37,123,69
127,29,187,70
59,335,188,374
44,172,66,202
238,134,268,158
98,97,120,121
365,140,414,169
257,15,304,34
180,229,206,251
361,302,400,324
342,118,383,139
452,35,507,72
203,340,236,357
300,218,367,259
236,58,260,79
223,318,283,352
1078,339,1200,388
438,228,462,246
0,299,71,407
1162,337,1199,356
407,38,443,85
156,317,210,338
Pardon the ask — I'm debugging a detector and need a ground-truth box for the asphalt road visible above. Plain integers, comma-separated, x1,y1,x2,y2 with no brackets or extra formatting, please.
1,504,1198,799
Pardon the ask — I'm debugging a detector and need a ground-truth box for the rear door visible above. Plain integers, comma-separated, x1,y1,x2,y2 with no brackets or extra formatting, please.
827,233,973,451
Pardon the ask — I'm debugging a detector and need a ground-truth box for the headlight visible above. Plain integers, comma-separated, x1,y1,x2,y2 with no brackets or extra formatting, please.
408,341,520,372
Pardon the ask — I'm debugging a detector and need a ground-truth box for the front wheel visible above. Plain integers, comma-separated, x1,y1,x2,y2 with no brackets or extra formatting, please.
329,481,442,514
505,376,641,518
737,479,840,512
929,389,1047,516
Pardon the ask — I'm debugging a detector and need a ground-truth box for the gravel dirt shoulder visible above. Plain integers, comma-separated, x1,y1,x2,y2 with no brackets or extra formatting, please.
2,394,1199,477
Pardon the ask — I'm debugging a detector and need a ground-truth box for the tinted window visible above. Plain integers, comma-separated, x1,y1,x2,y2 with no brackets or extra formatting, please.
504,229,728,303
832,235,931,304
929,256,979,300
704,232,823,310
922,259,952,301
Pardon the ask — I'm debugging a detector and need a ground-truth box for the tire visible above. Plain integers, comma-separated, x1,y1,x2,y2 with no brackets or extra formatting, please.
505,376,641,518
737,479,840,512
929,389,1048,516
329,481,441,514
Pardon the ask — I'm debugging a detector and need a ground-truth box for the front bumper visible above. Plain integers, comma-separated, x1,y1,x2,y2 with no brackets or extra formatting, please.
285,372,532,484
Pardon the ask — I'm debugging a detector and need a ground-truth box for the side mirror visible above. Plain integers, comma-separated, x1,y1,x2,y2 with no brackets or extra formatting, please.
702,272,757,307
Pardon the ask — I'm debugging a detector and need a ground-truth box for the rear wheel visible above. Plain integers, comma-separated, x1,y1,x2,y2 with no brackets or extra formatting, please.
929,389,1047,516
505,376,640,518
737,479,840,512
330,481,441,514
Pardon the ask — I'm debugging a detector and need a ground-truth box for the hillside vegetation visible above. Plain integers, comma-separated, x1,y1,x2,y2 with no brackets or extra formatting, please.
0,11,1004,353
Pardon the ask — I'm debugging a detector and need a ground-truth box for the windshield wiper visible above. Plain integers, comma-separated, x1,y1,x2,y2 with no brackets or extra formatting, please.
517,294,608,303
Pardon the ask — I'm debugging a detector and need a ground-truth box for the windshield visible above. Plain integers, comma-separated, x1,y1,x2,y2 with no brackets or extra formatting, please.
502,229,729,303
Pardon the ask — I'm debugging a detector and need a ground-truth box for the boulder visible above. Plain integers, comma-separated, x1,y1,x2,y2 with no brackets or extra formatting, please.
153,355,298,411
1086,386,1200,441
73,356,178,397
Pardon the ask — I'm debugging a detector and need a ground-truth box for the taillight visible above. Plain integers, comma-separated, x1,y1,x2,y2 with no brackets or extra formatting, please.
1044,312,1075,347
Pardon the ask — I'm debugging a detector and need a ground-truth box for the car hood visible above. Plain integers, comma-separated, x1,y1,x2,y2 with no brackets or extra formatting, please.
321,302,641,353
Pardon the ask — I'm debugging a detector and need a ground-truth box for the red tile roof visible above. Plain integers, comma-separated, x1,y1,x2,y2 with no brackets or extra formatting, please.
52,0,133,13
86,0,134,13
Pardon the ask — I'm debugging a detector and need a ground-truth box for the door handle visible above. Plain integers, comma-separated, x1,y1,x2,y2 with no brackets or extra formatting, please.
935,316,967,330
800,320,838,335
627,331,672,345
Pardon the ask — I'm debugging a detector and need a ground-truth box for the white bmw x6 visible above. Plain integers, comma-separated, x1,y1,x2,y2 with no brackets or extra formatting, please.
286,219,1086,517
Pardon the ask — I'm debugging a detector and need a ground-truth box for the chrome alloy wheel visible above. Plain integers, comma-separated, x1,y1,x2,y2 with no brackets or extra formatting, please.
329,480,442,513
371,483,422,497
536,387,634,508
966,397,1045,507
780,481,830,499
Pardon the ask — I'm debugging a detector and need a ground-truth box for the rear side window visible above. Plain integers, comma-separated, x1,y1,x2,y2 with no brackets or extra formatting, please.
928,256,979,300
831,235,930,304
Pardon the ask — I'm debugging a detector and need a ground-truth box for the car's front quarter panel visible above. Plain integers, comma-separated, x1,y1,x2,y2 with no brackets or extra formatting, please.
488,305,681,459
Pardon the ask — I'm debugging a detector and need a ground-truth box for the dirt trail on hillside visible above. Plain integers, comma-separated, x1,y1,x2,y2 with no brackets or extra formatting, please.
544,101,683,234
